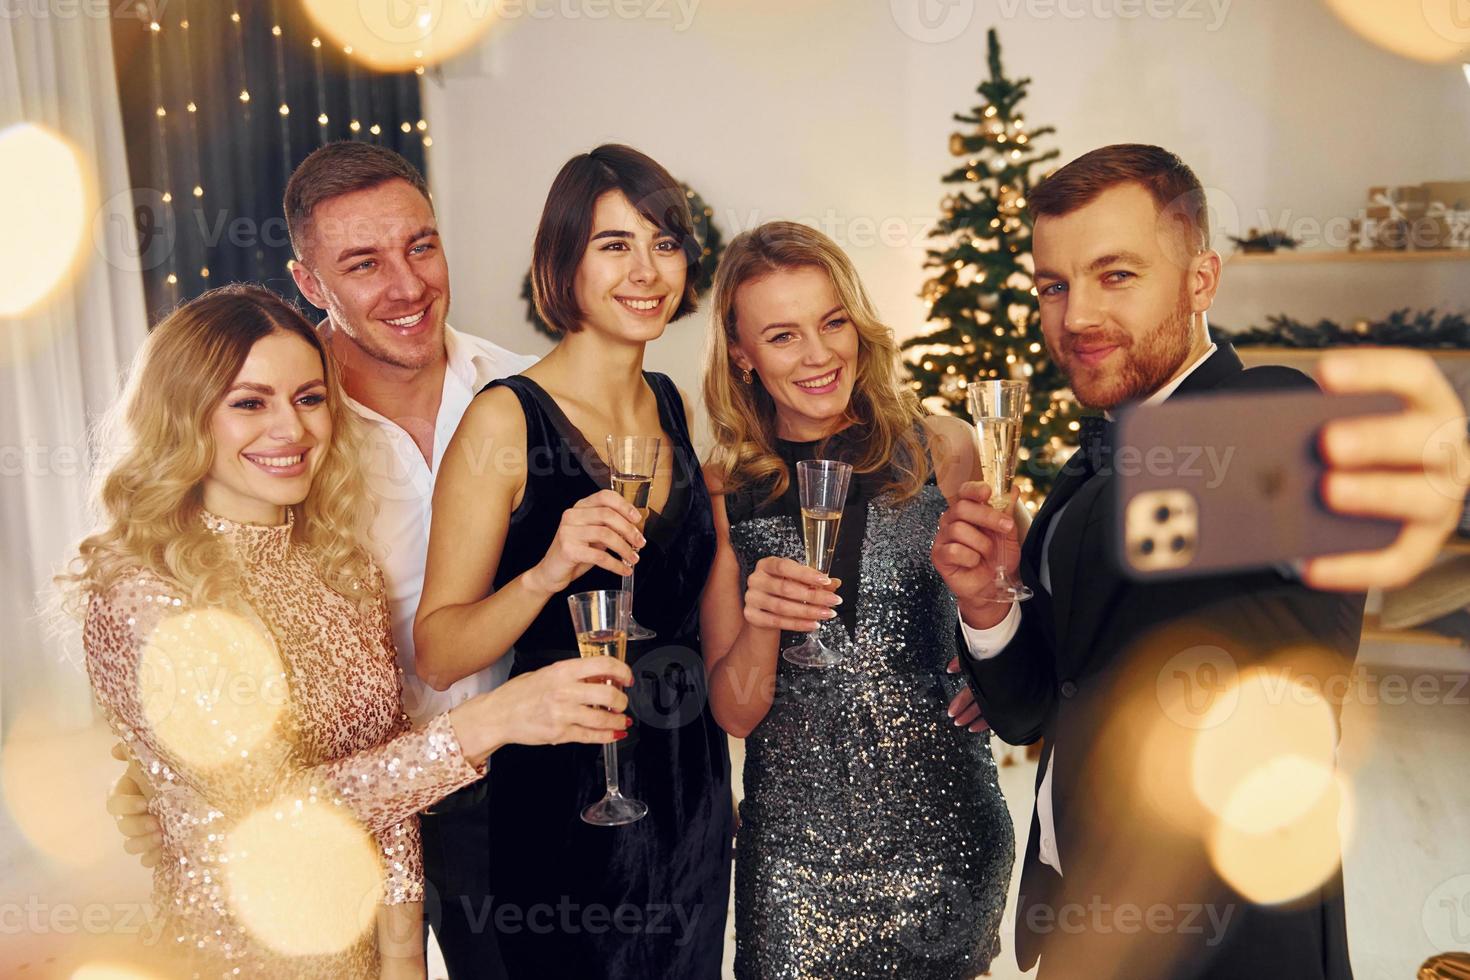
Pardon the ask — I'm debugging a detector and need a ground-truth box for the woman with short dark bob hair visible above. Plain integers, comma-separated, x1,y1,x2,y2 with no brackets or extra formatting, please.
415,144,731,978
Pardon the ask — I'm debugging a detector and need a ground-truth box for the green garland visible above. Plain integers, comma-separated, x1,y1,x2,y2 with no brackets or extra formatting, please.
521,183,725,340
1220,308,1470,349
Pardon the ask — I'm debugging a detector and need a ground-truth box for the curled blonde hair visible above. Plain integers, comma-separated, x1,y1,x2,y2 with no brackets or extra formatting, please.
57,284,376,614
703,221,928,505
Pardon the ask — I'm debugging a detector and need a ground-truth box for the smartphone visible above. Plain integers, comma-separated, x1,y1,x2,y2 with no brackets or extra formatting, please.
1112,389,1403,580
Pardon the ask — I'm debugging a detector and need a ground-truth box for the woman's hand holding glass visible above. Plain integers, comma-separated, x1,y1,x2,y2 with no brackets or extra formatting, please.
742,556,843,635
522,490,646,597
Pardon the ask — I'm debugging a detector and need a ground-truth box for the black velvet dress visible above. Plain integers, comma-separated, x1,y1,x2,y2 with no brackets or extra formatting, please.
483,372,732,980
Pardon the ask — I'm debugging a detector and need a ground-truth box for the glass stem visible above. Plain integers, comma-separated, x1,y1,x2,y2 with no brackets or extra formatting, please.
622,561,635,603
602,740,621,797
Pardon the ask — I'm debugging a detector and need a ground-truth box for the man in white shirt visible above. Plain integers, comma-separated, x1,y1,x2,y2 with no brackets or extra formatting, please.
933,145,1363,980
281,142,535,980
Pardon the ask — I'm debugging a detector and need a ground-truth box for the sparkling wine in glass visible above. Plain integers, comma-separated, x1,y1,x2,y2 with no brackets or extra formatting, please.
782,459,854,669
967,381,1033,603
569,588,646,827
606,435,660,641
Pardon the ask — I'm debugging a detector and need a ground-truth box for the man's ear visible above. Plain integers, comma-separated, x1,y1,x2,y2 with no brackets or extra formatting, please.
1189,249,1222,314
289,258,327,311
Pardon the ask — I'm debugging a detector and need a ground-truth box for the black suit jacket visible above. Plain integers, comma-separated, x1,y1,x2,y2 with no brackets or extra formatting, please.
960,344,1362,980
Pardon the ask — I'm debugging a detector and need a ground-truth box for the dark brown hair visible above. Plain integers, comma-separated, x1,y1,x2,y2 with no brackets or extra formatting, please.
1029,143,1209,254
530,144,700,335
283,141,432,261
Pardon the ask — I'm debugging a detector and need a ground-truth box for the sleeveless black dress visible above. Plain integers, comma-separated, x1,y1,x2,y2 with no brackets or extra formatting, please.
483,372,732,979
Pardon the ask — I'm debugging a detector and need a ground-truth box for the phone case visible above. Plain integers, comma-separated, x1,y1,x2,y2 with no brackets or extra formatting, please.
1113,389,1403,580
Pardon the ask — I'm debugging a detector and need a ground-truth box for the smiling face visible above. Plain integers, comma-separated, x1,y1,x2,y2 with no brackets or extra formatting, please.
1032,182,1217,410
729,265,860,441
202,331,333,525
290,178,449,372
571,190,688,343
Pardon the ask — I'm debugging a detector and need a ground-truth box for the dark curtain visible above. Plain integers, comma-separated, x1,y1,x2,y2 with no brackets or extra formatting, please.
111,0,429,322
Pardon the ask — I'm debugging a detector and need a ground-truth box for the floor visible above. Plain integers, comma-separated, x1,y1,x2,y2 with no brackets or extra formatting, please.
2,635,1466,979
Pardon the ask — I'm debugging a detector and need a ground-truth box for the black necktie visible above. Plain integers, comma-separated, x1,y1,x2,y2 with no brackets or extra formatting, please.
1077,415,1113,475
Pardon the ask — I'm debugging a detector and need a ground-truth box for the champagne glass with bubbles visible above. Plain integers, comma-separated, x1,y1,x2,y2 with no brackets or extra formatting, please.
967,380,1033,603
569,588,647,826
781,459,854,669
606,435,659,641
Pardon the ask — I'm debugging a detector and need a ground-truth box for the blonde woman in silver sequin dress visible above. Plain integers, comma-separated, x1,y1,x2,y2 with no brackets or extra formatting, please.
61,285,633,979
699,223,1015,979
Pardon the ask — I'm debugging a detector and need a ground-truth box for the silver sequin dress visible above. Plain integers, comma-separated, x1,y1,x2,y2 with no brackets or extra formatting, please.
726,435,1014,980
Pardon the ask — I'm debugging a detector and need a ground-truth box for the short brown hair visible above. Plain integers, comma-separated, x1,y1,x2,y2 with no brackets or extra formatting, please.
1029,143,1209,253
530,144,700,335
283,141,432,262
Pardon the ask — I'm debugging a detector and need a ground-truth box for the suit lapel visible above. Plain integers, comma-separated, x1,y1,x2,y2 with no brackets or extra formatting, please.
1046,342,1246,652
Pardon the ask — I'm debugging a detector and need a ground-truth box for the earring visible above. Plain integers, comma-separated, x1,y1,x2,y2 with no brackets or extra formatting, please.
740,368,753,384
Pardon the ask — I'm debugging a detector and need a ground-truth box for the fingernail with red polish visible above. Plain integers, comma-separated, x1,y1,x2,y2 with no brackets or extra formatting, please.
614,731,628,740
624,715,634,728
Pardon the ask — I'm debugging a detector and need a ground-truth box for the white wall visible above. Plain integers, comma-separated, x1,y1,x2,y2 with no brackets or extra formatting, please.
423,0,1470,439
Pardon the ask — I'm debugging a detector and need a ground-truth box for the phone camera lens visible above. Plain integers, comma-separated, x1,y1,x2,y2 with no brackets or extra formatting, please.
1139,539,1156,556
1170,535,1188,553
1154,505,1171,523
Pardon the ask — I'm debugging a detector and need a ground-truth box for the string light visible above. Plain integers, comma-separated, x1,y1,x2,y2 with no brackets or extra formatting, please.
318,113,329,126
400,122,411,133
271,25,282,36
239,90,251,103
192,185,203,197
422,137,432,147
312,37,322,48
279,104,290,116
416,120,427,131
186,102,197,113
149,20,160,32
368,123,381,135
349,120,361,132
161,191,172,203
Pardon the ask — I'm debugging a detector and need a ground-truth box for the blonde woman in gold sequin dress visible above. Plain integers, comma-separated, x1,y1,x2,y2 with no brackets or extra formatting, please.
62,285,633,979
699,224,1014,979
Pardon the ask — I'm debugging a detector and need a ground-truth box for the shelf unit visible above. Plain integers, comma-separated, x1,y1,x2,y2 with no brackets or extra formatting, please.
1227,249,1470,266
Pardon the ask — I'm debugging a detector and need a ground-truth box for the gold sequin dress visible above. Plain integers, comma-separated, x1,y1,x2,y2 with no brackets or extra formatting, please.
83,511,483,978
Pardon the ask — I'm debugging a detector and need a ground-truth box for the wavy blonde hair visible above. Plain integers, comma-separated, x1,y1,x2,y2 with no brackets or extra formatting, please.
703,221,928,505
57,284,376,614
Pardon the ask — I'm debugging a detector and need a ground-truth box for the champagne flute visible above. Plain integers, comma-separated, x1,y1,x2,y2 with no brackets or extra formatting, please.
967,380,1033,603
569,588,647,826
606,435,660,641
781,459,854,669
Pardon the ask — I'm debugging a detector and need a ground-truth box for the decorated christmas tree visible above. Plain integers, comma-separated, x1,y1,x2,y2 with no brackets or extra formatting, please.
903,28,1077,503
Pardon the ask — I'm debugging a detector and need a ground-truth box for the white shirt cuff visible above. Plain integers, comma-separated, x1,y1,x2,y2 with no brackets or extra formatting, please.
959,601,1021,660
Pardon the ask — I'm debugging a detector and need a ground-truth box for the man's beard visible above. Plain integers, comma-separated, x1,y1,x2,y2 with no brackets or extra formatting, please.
1050,285,1195,411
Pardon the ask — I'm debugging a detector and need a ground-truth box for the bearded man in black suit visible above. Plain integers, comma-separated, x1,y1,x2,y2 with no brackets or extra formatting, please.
934,143,1362,980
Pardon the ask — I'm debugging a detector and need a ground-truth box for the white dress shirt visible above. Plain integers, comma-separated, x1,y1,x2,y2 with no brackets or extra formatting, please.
960,342,1217,876
343,324,538,725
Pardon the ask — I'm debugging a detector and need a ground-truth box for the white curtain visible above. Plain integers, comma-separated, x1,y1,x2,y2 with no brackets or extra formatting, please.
1,13,149,731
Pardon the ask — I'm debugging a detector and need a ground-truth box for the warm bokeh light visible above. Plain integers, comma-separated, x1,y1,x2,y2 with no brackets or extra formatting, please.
71,963,168,980
224,799,382,956
138,609,288,771
0,123,91,317
1322,0,1469,63
1208,764,1353,905
1189,666,1339,821
301,0,499,71
0,705,118,868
